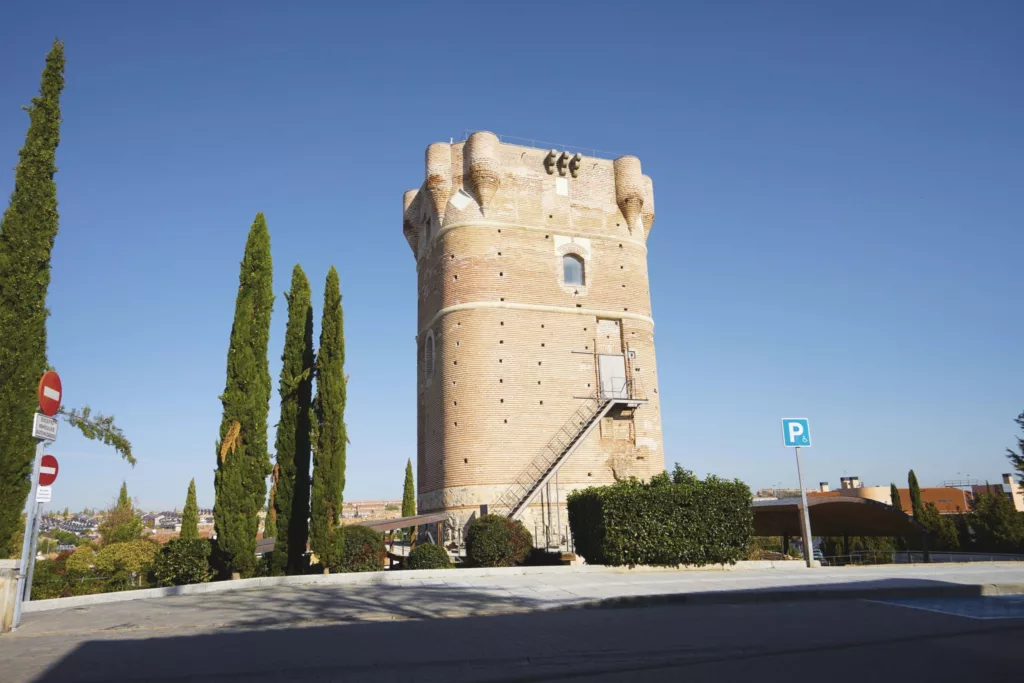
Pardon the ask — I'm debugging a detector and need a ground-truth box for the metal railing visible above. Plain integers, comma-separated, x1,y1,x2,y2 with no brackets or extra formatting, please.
490,395,611,519
491,375,646,521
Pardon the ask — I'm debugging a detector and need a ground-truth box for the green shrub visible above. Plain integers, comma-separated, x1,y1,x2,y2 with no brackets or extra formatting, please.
465,515,532,567
406,543,451,570
335,525,384,573
567,464,753,568
94,539,160,588
153,538,212,586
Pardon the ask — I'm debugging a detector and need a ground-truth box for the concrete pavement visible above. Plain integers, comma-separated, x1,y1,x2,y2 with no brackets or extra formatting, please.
3,563,1023,682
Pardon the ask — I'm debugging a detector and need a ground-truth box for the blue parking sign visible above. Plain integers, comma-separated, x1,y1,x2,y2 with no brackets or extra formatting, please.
782,418,811,447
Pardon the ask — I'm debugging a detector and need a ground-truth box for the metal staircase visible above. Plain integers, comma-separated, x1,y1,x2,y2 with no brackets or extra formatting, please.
491,378,645,520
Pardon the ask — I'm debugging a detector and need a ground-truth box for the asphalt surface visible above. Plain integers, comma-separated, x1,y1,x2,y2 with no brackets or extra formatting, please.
2,597,1021,682
6,564,1024,682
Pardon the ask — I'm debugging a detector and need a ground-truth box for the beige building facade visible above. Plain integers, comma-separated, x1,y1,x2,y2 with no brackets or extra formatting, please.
402,132,665,532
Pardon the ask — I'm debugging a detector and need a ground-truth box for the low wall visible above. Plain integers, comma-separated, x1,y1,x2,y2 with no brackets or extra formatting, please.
22,560,797,614
0,559,17,633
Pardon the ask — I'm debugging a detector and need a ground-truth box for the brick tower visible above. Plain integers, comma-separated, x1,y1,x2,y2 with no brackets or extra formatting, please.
402,132,665,539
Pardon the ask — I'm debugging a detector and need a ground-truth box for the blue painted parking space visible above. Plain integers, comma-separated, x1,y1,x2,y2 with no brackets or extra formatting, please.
869,595,1024,620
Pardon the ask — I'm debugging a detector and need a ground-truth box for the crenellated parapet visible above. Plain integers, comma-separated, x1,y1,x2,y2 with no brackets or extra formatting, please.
402,132,656,259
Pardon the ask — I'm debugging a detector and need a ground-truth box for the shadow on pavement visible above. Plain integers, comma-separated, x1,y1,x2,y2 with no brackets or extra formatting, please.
20,578,1024,683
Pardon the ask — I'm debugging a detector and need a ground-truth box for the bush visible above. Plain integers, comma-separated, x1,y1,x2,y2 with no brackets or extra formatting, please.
406,543,451,570
567,464,753,568
95,539,160,589
334,525,384,573
153,538,212,586
465,515,532,567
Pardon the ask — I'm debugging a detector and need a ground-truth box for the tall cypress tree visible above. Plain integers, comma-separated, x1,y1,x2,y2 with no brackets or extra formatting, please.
402,459,416,518
890,483,903,513
908,470,923,520
310,267,346,571
213,214,273,578
117,481,130,509
181,478,199,541
271,265,314,575
0,41,65,556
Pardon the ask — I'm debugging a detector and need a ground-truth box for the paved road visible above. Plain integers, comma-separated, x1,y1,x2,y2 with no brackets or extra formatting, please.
3,563,1023,682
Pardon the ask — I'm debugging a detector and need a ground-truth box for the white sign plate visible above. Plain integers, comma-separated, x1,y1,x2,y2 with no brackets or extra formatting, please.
32,413,59,441
36,485,52,503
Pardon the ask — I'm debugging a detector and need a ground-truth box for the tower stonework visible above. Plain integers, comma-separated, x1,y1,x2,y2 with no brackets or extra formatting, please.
403,132,665,532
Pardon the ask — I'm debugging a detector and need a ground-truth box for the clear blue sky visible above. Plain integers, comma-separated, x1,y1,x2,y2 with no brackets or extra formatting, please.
1,1,1021,511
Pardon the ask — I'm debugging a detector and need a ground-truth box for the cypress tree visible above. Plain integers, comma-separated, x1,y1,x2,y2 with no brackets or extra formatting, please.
213,214,274,578
271,265,314,575
890,483,903,512
402,459,416,518
908,470,923,520
310,267,346,571
0,41,65,556
117,481,130,509
181,478,199,541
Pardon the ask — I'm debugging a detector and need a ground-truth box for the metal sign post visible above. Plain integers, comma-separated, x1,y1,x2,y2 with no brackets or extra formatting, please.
782,418,815,568
13,371,62,630
13,439,46,629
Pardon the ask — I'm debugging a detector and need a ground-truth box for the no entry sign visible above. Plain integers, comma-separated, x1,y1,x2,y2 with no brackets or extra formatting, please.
39,455,59,486
38,371,62,417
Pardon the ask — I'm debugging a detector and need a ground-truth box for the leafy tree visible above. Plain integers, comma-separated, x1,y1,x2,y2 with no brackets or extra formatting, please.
908,470,923,519
153,538,212,586
64,544,96,573
271,265,314,576
95,539,159,588
54,529,80,547
62,507,68,518
180,478,199,541
1008,411,1024,491
890,483,903,512
0,41,64,556
213,214,274,578
918,502,960,551
98,482,144,545
964,492,1024,553
310,268,347,571
402,459,416,518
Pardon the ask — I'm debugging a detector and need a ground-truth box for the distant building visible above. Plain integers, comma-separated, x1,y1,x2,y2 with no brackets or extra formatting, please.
808,472,1023,514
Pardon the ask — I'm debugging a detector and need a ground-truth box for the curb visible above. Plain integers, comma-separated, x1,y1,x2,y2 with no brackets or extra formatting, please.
21,560,799,613
566,583,1024,611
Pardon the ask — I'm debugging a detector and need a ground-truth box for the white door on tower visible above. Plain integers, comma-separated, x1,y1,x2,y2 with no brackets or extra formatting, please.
599,354,628,399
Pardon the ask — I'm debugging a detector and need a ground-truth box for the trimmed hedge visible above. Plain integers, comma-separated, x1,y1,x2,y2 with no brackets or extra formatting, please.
567,465,753,568
465,515,533,567
335,525,385,573
406,543,451,570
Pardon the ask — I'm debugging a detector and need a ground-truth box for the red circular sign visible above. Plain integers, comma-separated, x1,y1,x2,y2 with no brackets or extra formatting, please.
39,454,59,486
37,370,62,417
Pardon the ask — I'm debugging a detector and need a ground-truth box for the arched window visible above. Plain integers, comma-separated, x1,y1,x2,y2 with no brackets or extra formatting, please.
563,254,585,286
425,331,435,378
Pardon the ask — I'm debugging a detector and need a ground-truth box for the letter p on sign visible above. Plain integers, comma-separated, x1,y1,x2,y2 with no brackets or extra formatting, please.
782,418,811,447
